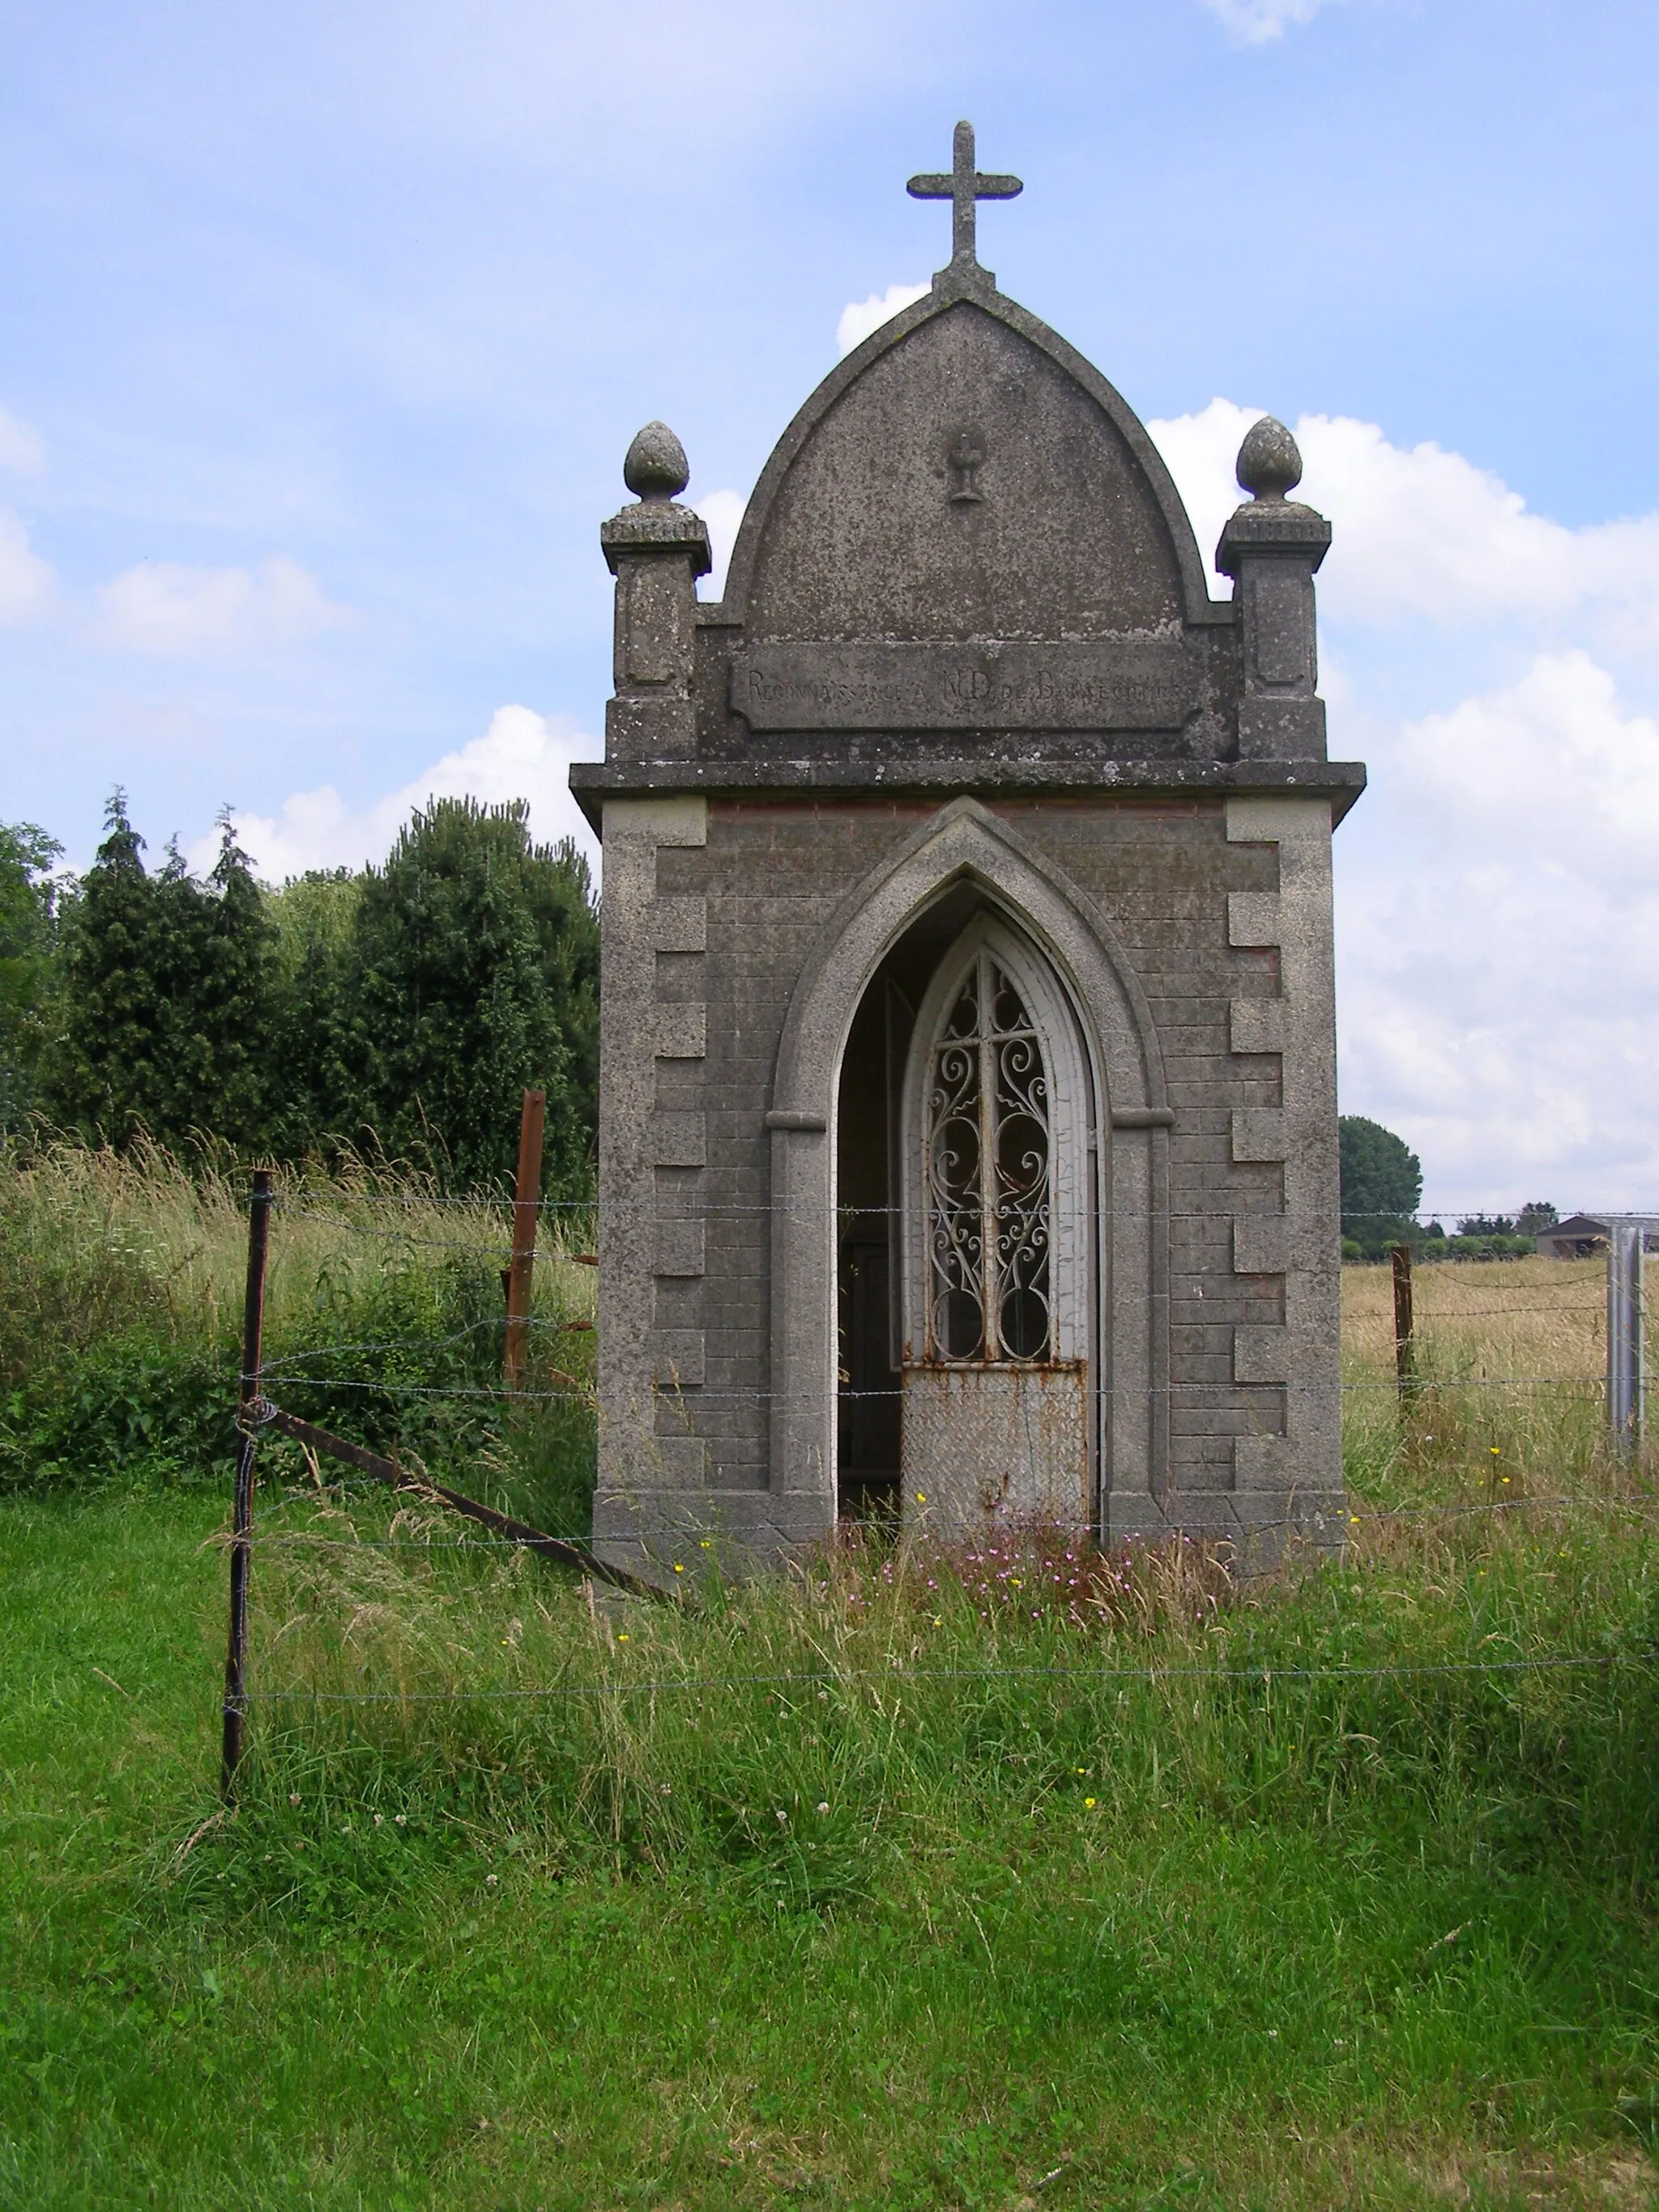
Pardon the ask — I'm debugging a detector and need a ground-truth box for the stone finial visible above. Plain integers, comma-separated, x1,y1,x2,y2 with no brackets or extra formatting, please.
602,422,710,757
1218,416,1329,764
623,421,691,503
1236,417,1303,503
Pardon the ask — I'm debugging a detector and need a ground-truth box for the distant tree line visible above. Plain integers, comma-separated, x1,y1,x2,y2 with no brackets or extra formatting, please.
0,791,599,1195
1338,1115,1561,1262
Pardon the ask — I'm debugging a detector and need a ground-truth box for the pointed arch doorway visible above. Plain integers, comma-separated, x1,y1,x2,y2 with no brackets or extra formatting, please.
835,888,1098,1537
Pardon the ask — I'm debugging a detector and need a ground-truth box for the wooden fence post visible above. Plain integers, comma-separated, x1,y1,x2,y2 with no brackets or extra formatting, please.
1391,1241,1414,1403
221,1168,273,1803
504,1089,547,1393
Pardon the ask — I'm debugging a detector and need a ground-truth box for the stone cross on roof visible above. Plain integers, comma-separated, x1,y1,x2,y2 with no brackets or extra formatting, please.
906,120,1022,272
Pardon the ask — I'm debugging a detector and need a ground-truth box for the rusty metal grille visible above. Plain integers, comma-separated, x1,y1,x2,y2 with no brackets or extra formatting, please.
924,950,1052,1362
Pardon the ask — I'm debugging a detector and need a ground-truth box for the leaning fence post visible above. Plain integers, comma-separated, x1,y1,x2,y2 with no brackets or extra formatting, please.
1391,1241,1414,1401
221,1167,273,1803
1607,1221,1644,1460
504,1088,547,1393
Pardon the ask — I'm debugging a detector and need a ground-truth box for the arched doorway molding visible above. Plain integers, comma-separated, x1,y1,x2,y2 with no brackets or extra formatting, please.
766,797,1171,1539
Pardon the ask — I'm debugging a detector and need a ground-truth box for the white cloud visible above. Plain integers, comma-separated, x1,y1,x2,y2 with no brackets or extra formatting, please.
836,283,929,358
1146,396,1659,1208
197,705,603,885
1337,652,1659,1208
0,403,44,474
1152,395,1659,639
1396,650,1659,862
0,510,54,623
93,554,348,655
1198,0,1334,41
694,488,748,600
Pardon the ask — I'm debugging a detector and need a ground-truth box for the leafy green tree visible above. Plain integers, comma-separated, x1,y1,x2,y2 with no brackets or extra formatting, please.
343,797,599,1191
1338,1115,1422,1251
1516,1200,1559,1237
0,822,63,1128
42,795,279,1152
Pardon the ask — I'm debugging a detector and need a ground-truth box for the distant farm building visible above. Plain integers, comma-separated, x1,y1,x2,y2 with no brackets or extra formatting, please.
1533,1214,1659,1259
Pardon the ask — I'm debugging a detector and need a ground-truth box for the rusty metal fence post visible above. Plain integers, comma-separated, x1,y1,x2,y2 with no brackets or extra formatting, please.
1391,1242,1414,1403
504,1088,546,1393
221,1168,273,1802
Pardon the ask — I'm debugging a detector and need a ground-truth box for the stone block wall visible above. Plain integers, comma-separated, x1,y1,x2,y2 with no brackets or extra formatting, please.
592,786,1342,1566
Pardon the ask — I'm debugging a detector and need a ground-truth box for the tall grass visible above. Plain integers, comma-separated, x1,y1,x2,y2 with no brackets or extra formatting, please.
219,1481,1658,1908
5,1140,1654,1897
164,1355,1659,2203
5,1192,1659,2204
6,1484,1655,2208
191,1246,1659,1908
1341,1253,1651,1507
0,1134,597,1528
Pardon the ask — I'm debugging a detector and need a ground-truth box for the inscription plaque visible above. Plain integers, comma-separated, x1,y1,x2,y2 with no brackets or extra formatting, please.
731,640,1196,733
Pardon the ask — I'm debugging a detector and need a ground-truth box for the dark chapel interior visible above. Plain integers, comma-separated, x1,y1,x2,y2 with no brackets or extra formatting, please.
834,881,995,1522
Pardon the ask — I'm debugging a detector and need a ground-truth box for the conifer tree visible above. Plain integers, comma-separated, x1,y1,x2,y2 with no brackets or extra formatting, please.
42,791,165,1144
190,809,280,1148
42,794,279,1151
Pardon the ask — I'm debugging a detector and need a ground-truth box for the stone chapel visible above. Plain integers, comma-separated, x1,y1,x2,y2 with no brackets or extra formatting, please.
569,125,1365,1571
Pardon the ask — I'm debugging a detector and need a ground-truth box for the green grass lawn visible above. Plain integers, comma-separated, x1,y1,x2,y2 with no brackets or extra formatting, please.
4,1481,1659,2210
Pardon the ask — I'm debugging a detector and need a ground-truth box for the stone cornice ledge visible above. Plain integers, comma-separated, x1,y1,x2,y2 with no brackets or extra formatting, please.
569,757,1367,834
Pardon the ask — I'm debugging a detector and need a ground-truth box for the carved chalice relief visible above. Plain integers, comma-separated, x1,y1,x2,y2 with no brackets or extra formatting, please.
946,427,986,505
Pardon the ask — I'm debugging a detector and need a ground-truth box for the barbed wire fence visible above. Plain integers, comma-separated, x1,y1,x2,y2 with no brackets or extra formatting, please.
215,1146,1659,1802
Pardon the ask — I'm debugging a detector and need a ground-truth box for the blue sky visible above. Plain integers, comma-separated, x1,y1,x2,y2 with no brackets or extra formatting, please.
3,0,1658,1211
